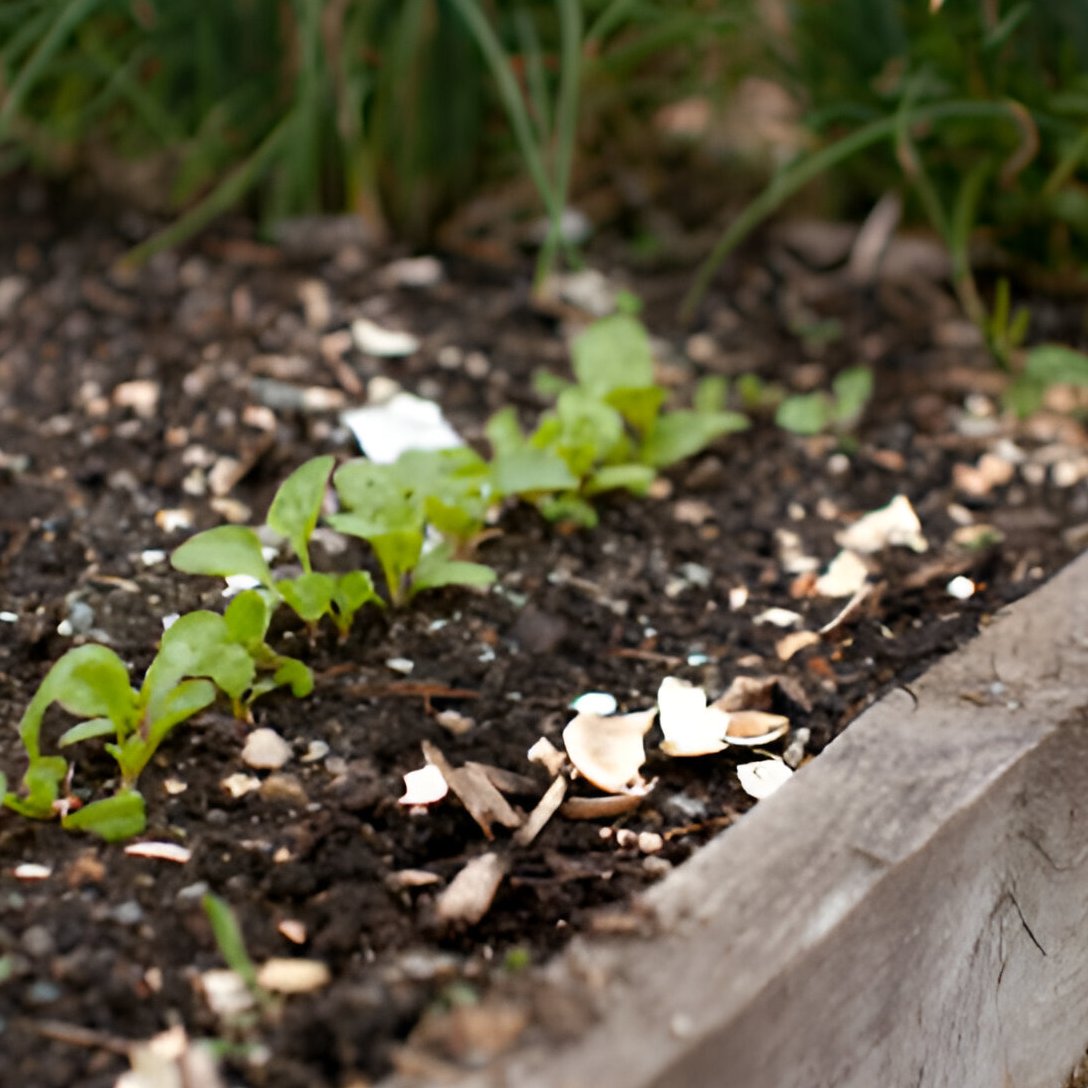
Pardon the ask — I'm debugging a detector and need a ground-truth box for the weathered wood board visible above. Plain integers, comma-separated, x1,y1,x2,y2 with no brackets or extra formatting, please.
393,550,1088,1088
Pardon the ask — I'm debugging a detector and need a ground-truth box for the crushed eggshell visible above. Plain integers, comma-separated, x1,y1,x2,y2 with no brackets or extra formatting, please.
716,708,790,746
527,736,567,777
946,575,976,600
754,607,803,628
736,759,794,799
117,1026,225,1088
256,957,331,994
435,708,475,735
351,316,420,357
562,707,656,793
399,763,450,806
340,392,463,464
815,549,869,598
200,969,254,1018
123,841,192,864
657,677,731,757
13,863,52,880
836,494,928,554
277,919,308,945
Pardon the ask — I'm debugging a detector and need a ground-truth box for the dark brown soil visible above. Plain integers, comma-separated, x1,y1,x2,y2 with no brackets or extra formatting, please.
1,179,1086,1087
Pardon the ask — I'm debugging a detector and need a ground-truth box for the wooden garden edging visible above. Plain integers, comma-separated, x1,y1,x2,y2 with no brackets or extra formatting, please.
391,549,1088,1088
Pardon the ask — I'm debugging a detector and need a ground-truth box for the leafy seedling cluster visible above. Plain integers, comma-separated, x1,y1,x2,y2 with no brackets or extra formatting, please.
0,600,311,841
8,309,860,841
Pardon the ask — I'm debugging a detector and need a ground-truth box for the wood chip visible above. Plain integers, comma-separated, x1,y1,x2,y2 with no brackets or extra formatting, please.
560,792,649,820
434,853,507,925
256,958,330,994
514,777,568,847
421,742,523,839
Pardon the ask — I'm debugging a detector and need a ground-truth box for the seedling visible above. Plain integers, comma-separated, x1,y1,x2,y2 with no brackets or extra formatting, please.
172,456,382,637
202,893,276,1017
329,457,496,606
489,312,747,526
0,602,311,840
774,366,874,436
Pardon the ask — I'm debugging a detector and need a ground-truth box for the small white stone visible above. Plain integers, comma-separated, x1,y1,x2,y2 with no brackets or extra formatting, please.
946,575,975,600
385,657,414,675
351,317,420,357
241,729,292,771
569,692,618,716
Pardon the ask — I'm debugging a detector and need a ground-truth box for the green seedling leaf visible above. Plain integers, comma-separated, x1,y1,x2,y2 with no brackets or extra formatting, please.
266,455,334,572
584,463,657,496
532,369,572,398
831,366,873,426
58,717,116,747
327,513,423,604
273,658,314,698
694,375,729,415
572,313,654,394
547,388,626,477
410,545,497,597
277,572,335,626
603,385,665,438
641,410,748,467
224,589,274,649
776,392,832,436
538,493,598,527
171,525,272,585
4,756,68,819
203,893,265,999
333,459,411,516
484,406,527,459
1024,345,1088,386
61,791,146,842
46,645,136,731
331,570,381,635
146,611,255,715
490,448,578,498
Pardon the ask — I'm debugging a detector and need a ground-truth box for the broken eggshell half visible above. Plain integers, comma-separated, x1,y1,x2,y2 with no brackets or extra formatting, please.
562,707,656,794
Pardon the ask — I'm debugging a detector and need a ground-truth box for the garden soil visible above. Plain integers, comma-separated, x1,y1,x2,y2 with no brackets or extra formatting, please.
1,180,1086,1087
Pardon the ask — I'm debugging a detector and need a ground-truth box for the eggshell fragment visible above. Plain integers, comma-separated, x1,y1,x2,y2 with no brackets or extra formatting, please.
719,709,791,746
836,494,928,554
562,708,656,794
657,677,730,757
737,759,794,799
815,549,870,598
399,764,449,806
256,958,331,994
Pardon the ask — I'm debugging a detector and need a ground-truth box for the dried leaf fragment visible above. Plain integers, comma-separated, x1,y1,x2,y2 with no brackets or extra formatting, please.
815,549,869,598
527,736,567,777
513,777,568,847
562,707,656,793
435,853,508,926
421,742,523,838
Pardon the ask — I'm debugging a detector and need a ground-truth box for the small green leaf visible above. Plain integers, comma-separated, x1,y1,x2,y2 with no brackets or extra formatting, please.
277,572,335,625
831,366,873,425
572,314,654,394
224,589,273,648
694,375,729,415
538,493,598,527
490,448,578,497
532,369,572,398
585,463,657,496
1024,345,1088,386
603,386,666,438
203,893,267,1004
171,525,272,584
273,658,314,698
410,546,497,596
148,678,218,745
266,455,334,572
331,570,380,634
5,756,68,819
62,791,146,842
642,410,748,466
484,406,526,459
333,460,411,517
775,393,832,436
58,717,116,747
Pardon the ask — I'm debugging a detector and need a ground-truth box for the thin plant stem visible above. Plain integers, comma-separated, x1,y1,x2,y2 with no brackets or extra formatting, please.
682,99,1033,322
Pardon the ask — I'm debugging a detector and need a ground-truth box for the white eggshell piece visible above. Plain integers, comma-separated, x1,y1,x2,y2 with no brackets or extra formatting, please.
737,759,794,799
562,708,656,794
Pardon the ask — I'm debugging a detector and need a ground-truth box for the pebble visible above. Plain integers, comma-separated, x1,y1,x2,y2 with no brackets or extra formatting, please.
111,900,145,926
259,773,309,807
241,728,292,770
21,925,54,958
